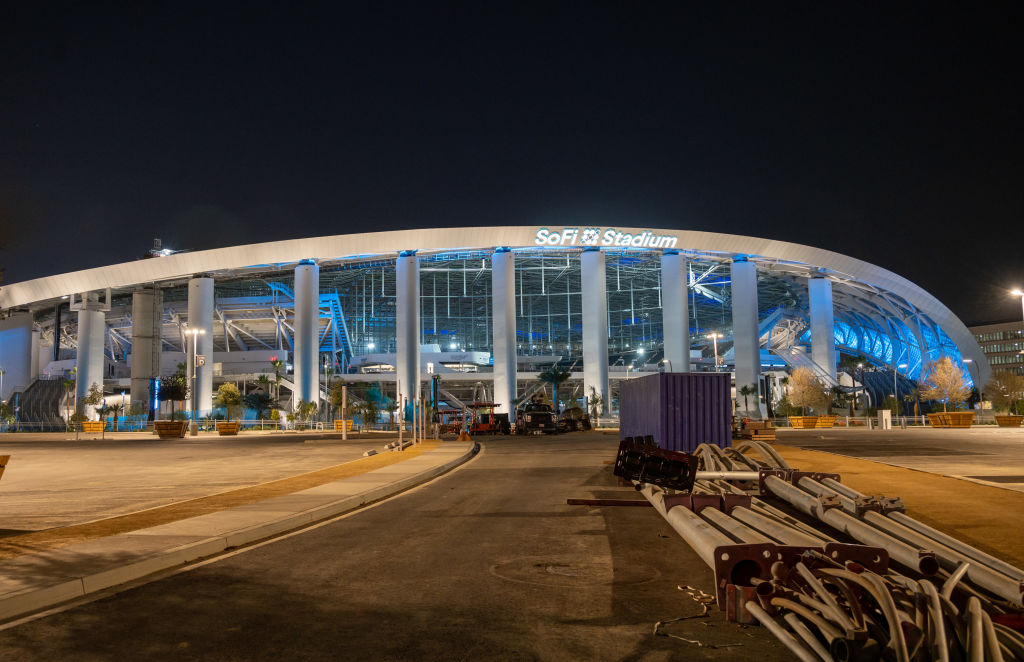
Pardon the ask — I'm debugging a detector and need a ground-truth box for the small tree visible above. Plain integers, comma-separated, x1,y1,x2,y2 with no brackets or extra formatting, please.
328,381,348,420
295,399,317,426
787,368,828,415
214,383,244,421
986,372,1024,415
269,357,284,401
587,386,604,427
244,390,272,420
920,357,971,412
84,382,105,421
160,369,190,421
63,368,77,430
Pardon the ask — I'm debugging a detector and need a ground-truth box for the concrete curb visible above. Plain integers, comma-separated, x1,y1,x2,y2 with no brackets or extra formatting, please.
0,442,479,624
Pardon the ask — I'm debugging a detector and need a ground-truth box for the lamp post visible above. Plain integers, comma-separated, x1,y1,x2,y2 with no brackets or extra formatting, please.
187,327,205,437
894,363,908,414
708,333,722,372
857,363,864,410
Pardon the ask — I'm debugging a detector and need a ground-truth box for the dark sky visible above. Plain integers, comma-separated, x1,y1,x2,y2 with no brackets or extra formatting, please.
1,2,1021,324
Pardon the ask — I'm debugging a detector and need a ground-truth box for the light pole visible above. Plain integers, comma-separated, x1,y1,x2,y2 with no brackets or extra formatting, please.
708,333,722,372
187,327,205,437
894,363,908,415
857,363,864,410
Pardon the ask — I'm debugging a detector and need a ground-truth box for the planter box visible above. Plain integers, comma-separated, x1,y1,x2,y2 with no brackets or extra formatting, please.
814,415,837,428
789,416,819,429
928,412,975,428
216,421,241,436
81,421,104,433
995,415,1023,428
154,420,187,439
333,419,354,432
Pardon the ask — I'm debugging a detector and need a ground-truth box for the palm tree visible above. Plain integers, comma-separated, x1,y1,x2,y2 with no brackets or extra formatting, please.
587,386,604,427
63,368,76,431
738,384,758,415
538,365,571,417
269,357,284,401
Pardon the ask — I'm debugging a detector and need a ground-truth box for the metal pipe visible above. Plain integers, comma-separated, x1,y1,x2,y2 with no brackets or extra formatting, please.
860,511,1024,605
821,477,1024,584
794,562,857,636
731,506,825,546
745,601,820,662
764,476,939,576
699,507,774,544
694,470,760,481
783,612,835,662
639,484,731,568
918,580,950,662
981,608,1006,662
967,597,984,662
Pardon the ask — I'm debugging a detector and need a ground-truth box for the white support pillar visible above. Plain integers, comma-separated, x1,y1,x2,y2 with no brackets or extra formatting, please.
661,251,690,372
0,312,34,403
808,278,838,382
131,287,163,415
492,248,517,414
187,276,214,414
730,258,763,417
395,251,421,412
294,260,320,407
581,248,608,413
76,298,106,420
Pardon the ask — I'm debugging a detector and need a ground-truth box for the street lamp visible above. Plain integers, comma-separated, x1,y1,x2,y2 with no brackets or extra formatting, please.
894,363,908,414
857,363,864,409
708,333,722,372
187,327,206,437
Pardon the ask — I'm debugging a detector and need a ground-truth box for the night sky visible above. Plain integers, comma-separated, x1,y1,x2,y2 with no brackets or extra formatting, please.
1,3,1021,324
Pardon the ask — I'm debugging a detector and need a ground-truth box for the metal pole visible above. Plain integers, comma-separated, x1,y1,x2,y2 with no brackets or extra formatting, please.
191,330,198,436
341,384,347,440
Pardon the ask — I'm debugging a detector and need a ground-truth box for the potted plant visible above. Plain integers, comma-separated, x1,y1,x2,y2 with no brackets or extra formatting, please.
214,383,243,435
787,368,827,428
156,367,190,438
986,373,1024,427
922,357,973,428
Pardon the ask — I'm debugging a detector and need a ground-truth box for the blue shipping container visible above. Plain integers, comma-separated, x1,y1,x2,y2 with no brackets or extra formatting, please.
619,372,731,452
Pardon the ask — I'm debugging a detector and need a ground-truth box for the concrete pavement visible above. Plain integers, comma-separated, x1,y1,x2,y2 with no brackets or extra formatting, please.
0,437,477,623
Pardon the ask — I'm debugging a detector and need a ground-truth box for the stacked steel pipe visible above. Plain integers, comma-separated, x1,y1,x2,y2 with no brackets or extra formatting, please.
617,438,1024,660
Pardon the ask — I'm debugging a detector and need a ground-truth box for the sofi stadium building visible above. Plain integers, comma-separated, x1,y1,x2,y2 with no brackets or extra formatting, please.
0,227,989,425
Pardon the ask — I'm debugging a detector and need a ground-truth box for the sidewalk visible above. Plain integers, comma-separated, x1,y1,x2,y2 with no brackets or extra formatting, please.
0,439,478,623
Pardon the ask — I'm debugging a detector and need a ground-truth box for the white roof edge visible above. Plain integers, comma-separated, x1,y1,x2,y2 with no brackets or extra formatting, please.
0,225,989,384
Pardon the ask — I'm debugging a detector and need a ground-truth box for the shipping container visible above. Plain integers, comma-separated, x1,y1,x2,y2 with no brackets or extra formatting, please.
619,372,731,452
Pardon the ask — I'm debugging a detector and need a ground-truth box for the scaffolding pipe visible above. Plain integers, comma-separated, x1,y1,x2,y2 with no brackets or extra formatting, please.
639,484,731,569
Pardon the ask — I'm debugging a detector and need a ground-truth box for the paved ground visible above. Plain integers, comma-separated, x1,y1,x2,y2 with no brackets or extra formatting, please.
0,432,390,533
0,435,791,661
776,426,1024,492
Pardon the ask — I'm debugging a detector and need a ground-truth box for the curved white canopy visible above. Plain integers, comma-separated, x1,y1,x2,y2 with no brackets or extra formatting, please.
0,226,988,384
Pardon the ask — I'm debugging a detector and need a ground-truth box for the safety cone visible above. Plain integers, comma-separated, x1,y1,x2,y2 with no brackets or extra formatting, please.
457,430,472,442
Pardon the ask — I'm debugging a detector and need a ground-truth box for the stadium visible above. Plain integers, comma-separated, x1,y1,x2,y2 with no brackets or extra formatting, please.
0,226,989,426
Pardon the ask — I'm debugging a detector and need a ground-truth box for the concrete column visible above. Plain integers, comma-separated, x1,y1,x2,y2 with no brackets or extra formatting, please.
730,258,762,416
395,251,421,411
0,312,34,402
131,287,163,415
581,248,609,413
661,251,690,372
76,300,106,420
187,277,214,414
491,248,517,414
30,327,40,383
293,260,320,407
808,278,837,381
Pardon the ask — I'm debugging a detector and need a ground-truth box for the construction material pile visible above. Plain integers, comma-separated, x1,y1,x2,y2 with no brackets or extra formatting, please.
614,438,1024,660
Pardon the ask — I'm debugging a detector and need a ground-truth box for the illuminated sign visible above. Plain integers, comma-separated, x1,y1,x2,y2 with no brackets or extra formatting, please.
534,227,678,249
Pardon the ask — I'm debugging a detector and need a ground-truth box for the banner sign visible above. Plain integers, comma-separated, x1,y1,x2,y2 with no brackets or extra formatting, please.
534,227,678,249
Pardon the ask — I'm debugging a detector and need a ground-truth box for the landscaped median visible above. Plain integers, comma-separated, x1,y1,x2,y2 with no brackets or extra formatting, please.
0,439,478,623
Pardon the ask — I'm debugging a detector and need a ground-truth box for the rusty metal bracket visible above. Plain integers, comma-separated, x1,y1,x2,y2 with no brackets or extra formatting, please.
721,494,752,514
758,468,791,495
712,542,777,606
725,584,759,623
613,438,698,492
823,542,890,574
